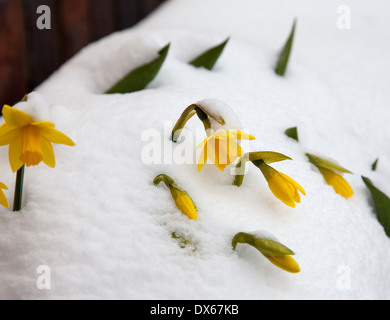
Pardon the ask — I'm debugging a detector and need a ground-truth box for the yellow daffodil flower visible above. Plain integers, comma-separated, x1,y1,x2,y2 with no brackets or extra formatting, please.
232,232,300,274
0,182,9,208
153,174,198,220
259,162,306,208
306,153,353,199
197,130,255,172
318,167,354,199
0,105,75,172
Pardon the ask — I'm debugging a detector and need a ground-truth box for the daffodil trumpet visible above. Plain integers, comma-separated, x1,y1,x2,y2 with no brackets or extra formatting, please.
232,232,300,274
0,99,75,211
170,103,225,143
306,153,353,199
233,151,292,187
153,174,198,220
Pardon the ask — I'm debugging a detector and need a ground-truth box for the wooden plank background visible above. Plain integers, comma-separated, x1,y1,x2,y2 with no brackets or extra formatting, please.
0,0,166,112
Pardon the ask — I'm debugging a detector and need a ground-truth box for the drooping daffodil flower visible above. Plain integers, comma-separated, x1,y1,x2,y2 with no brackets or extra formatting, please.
232,231,300,274
306,153,353,199
153,174,198,220
258,162,306,208
197,130,255,172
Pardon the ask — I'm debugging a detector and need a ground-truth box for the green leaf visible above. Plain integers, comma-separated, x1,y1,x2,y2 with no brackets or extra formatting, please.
362,176,390,238
189,38,229,70
306,153,353,174
372,158,379,171
275,19,297,76
106,43,170,94
284,127,299,142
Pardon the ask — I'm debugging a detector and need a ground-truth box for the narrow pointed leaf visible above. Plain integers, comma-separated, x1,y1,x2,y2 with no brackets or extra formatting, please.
285,126,299,142
189,38,229,70
249,151,292,164
362,176,390,238
275,19,297,76
372,158,379,171
106,43,170,94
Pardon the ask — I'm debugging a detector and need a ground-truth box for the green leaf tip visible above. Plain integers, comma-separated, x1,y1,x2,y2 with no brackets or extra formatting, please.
285,127,299,142
106,43,170,94
275,19,297,76
362,176,390,238
372,158,379,171
189,37,230,70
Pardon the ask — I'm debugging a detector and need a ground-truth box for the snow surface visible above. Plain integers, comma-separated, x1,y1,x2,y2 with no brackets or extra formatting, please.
1,0,390,300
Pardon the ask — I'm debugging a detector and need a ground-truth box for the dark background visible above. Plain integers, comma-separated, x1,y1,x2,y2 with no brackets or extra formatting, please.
0,0,167,110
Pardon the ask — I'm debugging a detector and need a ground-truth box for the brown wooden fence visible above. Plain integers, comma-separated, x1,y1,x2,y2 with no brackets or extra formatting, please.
0,0,166,110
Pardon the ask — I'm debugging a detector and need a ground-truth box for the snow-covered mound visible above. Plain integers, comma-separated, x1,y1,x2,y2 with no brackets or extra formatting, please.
1,0,389,299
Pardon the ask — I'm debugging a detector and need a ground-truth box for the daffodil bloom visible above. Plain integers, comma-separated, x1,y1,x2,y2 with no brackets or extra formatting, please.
0,182,9,208
232,232,300,274
153,174,198,220
259,162,306,208
197,130,255,172
0,105,75,172
318,167,353,199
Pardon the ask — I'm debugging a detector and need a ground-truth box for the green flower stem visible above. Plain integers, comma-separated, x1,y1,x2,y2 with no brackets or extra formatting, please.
233,152,292,187
195,107,211,132
170,104,223,142
13,164,25,212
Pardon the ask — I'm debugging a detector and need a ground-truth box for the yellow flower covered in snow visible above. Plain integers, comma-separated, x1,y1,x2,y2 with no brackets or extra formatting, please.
259,162,306,208
0,105,75,172
197,130,255,172
0,182,9,208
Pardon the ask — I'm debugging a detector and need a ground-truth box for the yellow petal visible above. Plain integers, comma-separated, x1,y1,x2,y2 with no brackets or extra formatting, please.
9,137,24,172
197,145,207,172
0,123,22,146
2,105,33,127
268,175,297,208
0,189,9,208
265,255,301,273
38,126,75,146
32,121,55,129
0,182,8,190
41,137,56,168
230,131,256,141
212,139,228,171
279,172,306,196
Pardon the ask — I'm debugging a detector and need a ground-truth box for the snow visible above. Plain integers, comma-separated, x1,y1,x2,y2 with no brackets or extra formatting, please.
1,0,390,300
